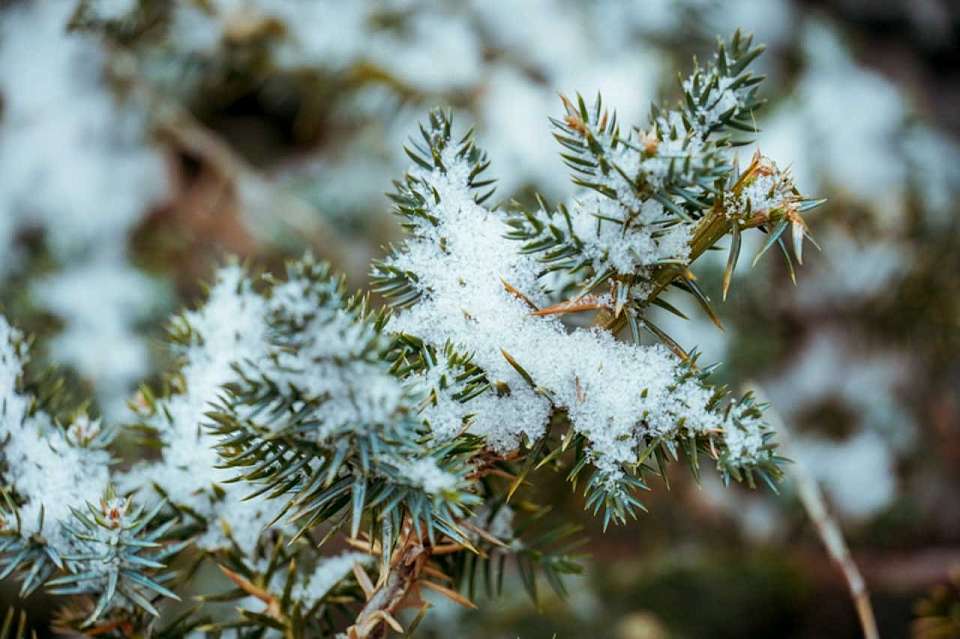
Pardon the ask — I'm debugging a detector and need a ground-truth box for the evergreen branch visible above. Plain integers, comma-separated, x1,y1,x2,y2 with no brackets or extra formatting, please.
208,255,484,559
194,534,369,638
439,502,587,604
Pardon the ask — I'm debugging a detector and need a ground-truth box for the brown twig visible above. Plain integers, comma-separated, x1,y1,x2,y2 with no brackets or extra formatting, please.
107,49,351,269
347,531,430,639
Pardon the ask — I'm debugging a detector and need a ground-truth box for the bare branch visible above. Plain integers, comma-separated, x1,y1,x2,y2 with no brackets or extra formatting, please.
754,386,880,639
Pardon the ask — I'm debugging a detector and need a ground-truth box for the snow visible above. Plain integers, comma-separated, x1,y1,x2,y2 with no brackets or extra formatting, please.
387,457,458,495
260,271,409,442
792,430,897,520
735,157,800,217
722,405,767,465
903,125,960,227
755,21,908,229
0,1,166,256
567,191,692,275
296,552,372,606
32,257,167,418
0,317,29,436
117,257,442,552
791,228,909,309
89,0,138,21
764,332,913,518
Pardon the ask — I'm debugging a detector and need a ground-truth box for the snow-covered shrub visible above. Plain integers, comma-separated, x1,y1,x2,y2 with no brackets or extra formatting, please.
0,32,822,637
0,0,169,418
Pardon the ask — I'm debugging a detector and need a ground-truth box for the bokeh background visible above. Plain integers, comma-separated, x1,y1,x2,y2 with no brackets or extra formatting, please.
1,0,958,636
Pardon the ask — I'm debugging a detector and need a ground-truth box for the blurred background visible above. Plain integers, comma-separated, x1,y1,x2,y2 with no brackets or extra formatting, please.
1,0,958,636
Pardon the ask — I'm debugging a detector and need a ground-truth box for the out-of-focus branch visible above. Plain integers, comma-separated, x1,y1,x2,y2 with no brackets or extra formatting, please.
755,386,880,639
109,50,350,268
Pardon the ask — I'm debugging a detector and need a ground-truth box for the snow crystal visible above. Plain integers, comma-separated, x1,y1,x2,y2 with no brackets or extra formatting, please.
8,426,111,549
262,274,408,442
568,191,691,274
722,410,766,464
118,260,412,553
684,75,744,135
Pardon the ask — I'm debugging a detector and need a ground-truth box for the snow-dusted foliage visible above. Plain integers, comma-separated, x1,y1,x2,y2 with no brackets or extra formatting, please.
0,316,110,552
117,264,283,556
374,91,799,526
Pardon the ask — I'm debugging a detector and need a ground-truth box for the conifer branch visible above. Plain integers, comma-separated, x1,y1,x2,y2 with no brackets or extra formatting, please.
0,25,830,637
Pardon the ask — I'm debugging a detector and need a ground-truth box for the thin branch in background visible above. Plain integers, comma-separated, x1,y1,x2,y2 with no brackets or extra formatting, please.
108,50,354,270
754,385,880,639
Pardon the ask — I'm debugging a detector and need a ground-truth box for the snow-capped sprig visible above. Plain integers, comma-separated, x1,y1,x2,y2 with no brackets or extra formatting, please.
717,392,780,484
542,32,765,238
373,109,496,310
0,316,184,627
561,353,783,528
387,337,491,441
510,32,763,316
715,150,825,299
681,31,767,137
46,488,183,627
512,32,823,340
378,108,785,531
208,255,483,557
